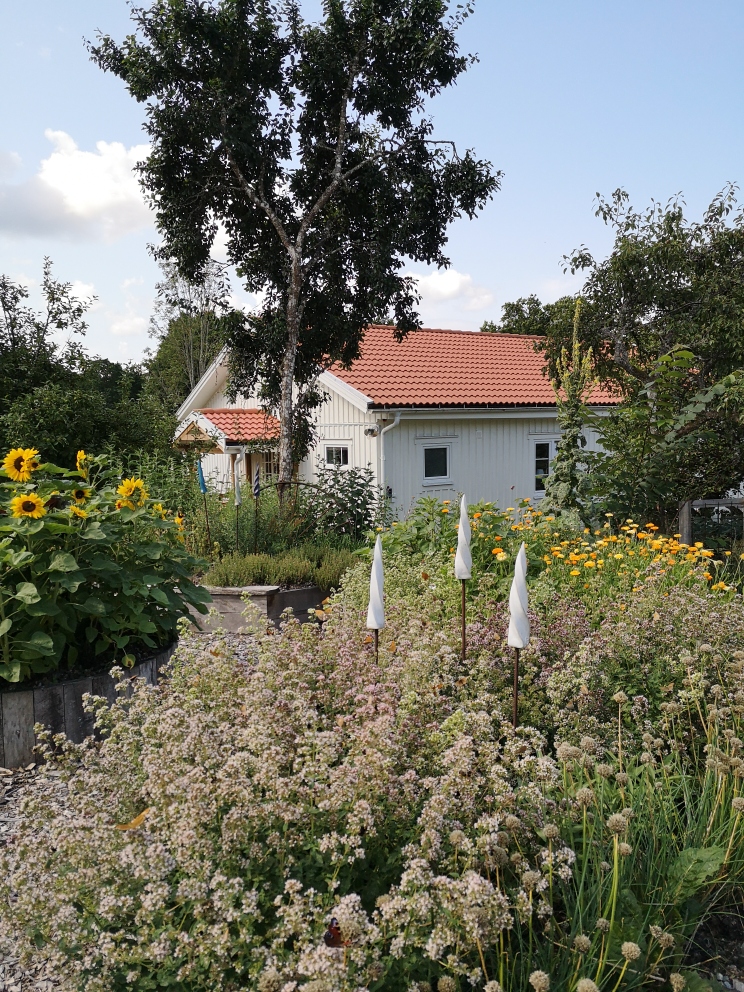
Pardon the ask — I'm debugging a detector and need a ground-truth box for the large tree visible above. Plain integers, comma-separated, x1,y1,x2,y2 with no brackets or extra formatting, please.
90,0,499,487
146,260,233,413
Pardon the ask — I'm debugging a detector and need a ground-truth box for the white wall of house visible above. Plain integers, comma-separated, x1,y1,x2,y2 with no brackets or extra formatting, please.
303,390,604,516
182,367,606,512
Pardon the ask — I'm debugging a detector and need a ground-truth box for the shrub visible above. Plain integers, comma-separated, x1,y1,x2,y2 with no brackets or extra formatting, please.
202,544,357,590
0,447,209,682
2,593,743,991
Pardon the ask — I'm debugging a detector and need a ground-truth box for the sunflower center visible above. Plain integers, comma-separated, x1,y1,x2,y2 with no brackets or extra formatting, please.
13,456,24,471
21,500,36,513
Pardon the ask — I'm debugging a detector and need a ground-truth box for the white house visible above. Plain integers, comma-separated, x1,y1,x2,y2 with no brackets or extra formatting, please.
174,324,616,512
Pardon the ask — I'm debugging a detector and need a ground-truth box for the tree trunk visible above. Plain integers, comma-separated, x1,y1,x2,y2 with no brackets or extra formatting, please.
278,265,301,501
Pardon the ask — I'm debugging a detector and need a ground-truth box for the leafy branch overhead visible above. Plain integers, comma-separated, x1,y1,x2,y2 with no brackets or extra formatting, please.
90,0,500,483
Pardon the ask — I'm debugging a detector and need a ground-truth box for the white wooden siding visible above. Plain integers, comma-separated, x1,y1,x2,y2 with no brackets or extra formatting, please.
192,377,606,512
382,413,603,516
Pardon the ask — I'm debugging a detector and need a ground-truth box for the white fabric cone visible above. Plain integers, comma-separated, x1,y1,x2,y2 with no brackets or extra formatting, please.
507,542,530,649
366,535,385,630
234,451,243,506
454,494,472,580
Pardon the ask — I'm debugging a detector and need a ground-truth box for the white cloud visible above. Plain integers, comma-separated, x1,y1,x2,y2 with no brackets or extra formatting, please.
70,280,98,308
410,268,494,312
0,151,21,180
0,130,153,242
110,314,148,338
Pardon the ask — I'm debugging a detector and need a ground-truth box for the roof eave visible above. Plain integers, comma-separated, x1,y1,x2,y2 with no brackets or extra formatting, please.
318,370,374,412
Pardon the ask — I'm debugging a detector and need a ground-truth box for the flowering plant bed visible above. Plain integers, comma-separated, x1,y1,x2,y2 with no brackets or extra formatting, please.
0,447,210,683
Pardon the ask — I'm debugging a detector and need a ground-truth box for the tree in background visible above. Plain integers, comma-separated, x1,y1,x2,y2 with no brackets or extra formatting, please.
0,258,91,423
91,0,499,488
483,188,744,522
146,260,233,414
481,294,576,339
0,262,175,465
541,300,595,523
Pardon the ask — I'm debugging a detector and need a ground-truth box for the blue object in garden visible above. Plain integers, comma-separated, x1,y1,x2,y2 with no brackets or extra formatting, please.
197,458,208,495
197,457,211,547
253,465,261,499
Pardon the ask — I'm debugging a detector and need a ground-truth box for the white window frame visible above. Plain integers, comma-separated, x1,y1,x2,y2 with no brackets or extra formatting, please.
533,437,559,498
324,444,350,468
422,442,452,486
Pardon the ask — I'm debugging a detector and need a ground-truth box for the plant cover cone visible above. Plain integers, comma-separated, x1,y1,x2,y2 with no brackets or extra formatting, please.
454,493,472,580
234,450,244,506
366,535,385,630
507,542,530,649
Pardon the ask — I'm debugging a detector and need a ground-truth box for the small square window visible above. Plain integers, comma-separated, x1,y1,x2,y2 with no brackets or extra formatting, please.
424,446,449,479
535,441,552,492
325,445,349,467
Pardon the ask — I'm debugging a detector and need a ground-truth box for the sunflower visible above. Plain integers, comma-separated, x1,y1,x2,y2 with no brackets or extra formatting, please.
116,498,135,511
174,512,185,529
117,477,148,506
152,502,167,519
76,449,89,476
10,493,46,519
71,486,91,504
70,505,88,519
2,447,40,483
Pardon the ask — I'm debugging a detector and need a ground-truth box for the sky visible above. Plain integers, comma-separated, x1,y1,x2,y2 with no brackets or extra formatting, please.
1,1,743,362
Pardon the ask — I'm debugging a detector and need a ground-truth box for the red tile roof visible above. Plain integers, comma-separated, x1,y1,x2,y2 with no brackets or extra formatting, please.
329,324,618,408
198,408,279,443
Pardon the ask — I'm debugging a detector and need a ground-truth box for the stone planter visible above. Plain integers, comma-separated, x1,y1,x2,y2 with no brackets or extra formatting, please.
0,642,176,770
195,585,329,632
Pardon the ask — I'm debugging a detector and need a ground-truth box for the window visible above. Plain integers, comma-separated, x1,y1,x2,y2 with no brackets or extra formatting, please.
261,450,279,480
534,439,558,494
424,445,449,480
325,445,349,467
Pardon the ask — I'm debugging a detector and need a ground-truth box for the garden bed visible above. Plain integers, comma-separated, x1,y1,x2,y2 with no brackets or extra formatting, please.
0,642,175,769
194,584,328,631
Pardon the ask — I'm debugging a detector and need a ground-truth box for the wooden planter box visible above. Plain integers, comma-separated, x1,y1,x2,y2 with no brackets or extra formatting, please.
195,585,328,633
0,643,176,770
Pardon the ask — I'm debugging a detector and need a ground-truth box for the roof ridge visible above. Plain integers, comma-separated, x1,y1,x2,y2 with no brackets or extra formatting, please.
365,323,543,341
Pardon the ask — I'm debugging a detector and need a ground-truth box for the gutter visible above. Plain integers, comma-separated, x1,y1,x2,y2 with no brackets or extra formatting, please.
379,411,401,497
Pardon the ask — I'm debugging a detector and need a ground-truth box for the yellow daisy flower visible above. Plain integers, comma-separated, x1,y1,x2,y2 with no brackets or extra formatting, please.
3,447,40,482
76,450,89,478
71,486,91,504
116,498,135,511
70,505,88,519
10,493,46,519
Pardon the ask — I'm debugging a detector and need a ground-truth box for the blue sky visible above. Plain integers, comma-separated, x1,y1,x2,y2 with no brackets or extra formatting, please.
1,1,742,362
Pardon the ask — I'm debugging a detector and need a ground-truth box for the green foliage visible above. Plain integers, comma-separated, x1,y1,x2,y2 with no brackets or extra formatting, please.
541,300,596,520
0,449,208,683
586,351,744,524
481,293,576,338
0,261,177,463
145,259,233,414
3,366,176,467
0,258,90,425
91,0,499,483
202,543,357,591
